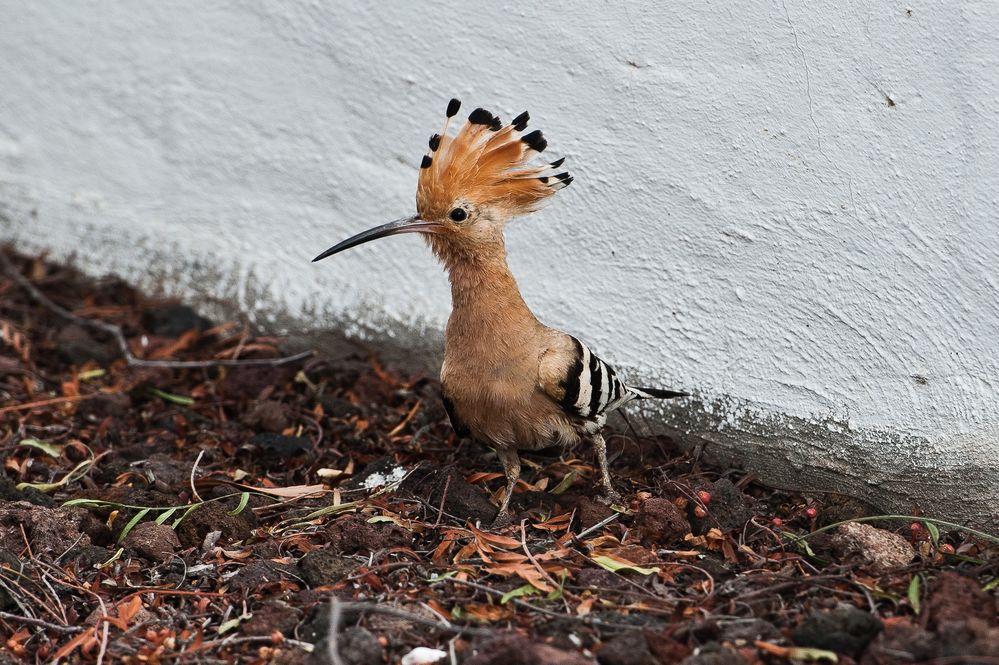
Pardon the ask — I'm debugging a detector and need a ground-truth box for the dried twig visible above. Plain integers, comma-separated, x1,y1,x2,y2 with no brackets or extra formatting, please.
431,472,452,530
575,512,619,539
0,611,82,634
192,634,314,652
520,519,573,611
0,394,98,416
326,597,345,665
0,250,313,369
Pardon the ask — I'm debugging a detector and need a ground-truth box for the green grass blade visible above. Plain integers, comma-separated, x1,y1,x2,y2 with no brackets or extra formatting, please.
907,574,922,614
17,438,64,457
228,492,250,516
155,507,180,525
172,504,202,529
117,508,151,543
922,520,940,546
151,388,195,406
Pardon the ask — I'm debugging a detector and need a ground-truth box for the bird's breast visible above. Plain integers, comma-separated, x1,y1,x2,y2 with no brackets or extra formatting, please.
440,355,579,451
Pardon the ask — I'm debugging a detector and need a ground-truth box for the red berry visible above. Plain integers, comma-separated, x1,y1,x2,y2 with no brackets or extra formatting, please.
771,517,783,527
805,507,818,519
693,506,708,518
696,490,712,505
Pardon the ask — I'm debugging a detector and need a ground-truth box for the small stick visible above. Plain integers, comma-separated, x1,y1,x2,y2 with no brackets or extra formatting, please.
0,394,96,416
519,520,573,611
0,611,82,634
431,473,452,529
576,512,619,539
326,598,345,665
387,399,422,437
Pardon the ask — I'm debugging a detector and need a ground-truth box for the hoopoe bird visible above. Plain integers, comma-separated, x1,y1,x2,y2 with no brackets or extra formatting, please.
314,99,687,524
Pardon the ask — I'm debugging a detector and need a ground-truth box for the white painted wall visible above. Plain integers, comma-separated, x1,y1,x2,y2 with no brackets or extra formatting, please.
2,2,997,524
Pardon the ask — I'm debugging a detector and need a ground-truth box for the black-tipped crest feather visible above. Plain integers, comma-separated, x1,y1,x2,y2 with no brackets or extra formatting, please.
521,130,547,152
468,107,498,127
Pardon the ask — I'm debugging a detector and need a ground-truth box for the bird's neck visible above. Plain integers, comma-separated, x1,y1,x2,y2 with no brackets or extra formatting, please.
442,241,539,348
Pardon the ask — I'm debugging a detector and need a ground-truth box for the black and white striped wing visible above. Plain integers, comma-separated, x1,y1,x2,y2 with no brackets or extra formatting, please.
548,336,636,421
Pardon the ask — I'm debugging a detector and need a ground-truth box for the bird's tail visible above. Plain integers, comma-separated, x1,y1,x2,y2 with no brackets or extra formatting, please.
631,386,689,400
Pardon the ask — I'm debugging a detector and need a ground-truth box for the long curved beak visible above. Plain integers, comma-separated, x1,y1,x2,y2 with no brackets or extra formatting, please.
312,215,440,262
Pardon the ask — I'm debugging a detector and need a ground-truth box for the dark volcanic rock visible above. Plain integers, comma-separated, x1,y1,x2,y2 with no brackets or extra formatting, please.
576,567,631,591
325,514,411,554
398,464,498,524
927,571,997,629
634,497,690,546
142,303,211,337
298,549,356,587
0,502,110,555
244,399,290,432
228,560,299,593
574,496,615,531
465,634,592,665
122,521,181,562
0,548,21,610
0,476,55,506
223,364,296,400
861,617,999,664
718,617,781,643
690,479,755,534
241,600,302,637
792,606,883,658
129,452,188,490
319,395,362,419
597,630,656,665
680,650,749,665
645,630,691,664
55,323,115,365
309,627,382,665
252,432,312,456
76,392,132,421
66,544,113,571
175,500,256,548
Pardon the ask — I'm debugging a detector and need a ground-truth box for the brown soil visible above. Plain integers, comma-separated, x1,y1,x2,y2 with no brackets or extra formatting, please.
0,248,996,663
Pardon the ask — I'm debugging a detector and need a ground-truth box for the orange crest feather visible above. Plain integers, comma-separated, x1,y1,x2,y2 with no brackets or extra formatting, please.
416,99,571,220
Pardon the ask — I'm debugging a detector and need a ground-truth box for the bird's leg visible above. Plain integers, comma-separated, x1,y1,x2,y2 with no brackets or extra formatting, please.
591,433,623,505
491,447,521,528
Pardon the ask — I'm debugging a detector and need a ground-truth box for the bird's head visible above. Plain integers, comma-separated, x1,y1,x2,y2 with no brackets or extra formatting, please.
313,98,571,266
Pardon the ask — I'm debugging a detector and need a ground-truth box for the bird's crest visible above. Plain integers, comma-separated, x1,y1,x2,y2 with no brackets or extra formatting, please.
416,98,571,221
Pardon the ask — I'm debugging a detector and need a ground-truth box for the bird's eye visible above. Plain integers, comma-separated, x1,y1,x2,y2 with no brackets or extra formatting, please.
449,208,468,222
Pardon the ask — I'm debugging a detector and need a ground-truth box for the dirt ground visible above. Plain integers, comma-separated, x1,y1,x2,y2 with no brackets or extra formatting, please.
0,248,996,664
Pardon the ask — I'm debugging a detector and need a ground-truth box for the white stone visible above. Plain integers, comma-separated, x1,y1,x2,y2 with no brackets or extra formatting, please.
401,647,447,665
